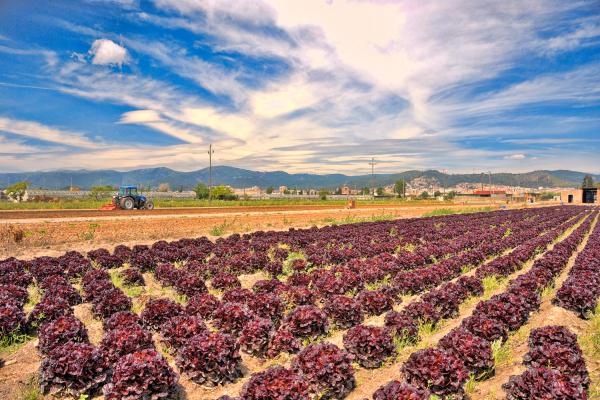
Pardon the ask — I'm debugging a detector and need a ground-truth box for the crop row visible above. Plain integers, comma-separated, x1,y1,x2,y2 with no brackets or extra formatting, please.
374,209,597,399
0,206,593,399
553,213,600,319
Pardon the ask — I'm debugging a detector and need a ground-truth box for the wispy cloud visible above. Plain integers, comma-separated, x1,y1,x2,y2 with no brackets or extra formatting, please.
0,117,100,149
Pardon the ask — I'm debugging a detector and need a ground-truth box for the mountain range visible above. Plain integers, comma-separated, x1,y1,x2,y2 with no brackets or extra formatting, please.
0,167,598,190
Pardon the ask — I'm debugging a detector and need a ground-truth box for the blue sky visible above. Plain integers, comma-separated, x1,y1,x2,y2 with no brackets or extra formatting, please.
0,0,599,174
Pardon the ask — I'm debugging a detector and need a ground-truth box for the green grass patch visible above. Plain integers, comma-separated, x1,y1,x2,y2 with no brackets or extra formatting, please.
0,197,452,210
491,338,511,367
422,206,494,217
482,276,502,299
109,269,145,298
0,330,33,355
16,375,43,400
580,303,600,397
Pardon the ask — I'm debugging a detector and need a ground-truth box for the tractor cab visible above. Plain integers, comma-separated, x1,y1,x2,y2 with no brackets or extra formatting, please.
119,186,138,197
110,185,154,210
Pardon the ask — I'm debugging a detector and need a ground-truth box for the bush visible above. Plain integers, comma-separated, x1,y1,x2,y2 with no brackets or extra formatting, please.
92,288,132,319
523,343,589,389
252,279,285,294
28,296,72,328
528,325,579,349
103,311,142,331
461,315,509,343
213,302,255,336
372,381,430,400
186,293,221,319
175,332,242,386
284,286,316,306
323,295,364,329
40,342,108,397
343,325,395,368
502,367,587,399
438,327,494,377
44,284,82,306
291,343,355,399
0,284,28,307
100,324,154,363
240,366,311,400
267,326,303,358
457,276,484,297
175,272,207,297
223,288,255,305
38,314,89,355
384,311,419,343
83,278,114,302
120,268,145,286
211,272,241,291
283,305,328,338
402,301,440,326
0,304,26,336
141,298,185,331
155,263,180,286
401,348,468,397
103,349,178,400
238,317,274,358
249,293,285,324
160,315,208,349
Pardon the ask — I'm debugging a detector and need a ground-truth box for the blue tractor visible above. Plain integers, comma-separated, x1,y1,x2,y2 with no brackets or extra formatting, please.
112,186,154,210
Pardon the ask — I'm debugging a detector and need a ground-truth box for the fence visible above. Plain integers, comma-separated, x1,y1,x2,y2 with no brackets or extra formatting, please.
24,190,197,200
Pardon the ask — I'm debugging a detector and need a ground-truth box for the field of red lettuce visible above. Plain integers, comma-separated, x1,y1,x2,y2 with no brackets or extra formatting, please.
0,205,599,399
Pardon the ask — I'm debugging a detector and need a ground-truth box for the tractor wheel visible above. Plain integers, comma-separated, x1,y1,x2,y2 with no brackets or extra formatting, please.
145,201,154,210
120,197,134,210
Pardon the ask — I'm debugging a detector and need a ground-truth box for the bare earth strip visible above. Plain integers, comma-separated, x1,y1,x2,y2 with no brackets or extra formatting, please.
0,203,505,259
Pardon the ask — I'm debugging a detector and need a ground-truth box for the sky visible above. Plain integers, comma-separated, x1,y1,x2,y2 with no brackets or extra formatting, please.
0,0,599,174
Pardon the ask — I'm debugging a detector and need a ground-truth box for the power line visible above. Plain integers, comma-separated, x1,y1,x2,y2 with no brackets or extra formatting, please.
208,144,214,204
369,157,376,195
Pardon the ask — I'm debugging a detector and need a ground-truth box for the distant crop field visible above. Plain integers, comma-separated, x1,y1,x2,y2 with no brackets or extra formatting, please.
0,197,449,210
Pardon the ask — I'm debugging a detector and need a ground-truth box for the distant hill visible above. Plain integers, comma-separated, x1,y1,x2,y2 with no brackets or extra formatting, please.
0,166,598,190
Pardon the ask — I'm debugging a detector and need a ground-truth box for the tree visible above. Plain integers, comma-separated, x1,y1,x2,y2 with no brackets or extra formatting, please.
4,181,28,202
444,191,457,200
376,187,384,196
394,180,406,197
90,185,115,200
194,183,210,199
158,183,170,192
419,191,429,199
266,187,274,194
211,185,238,200
433,191,442,198
318,189,329,200
582,175,594,188
361,187,370,195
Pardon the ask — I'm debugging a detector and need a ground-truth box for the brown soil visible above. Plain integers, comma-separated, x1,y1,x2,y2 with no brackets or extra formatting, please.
0,203,499,259
0,203,489,220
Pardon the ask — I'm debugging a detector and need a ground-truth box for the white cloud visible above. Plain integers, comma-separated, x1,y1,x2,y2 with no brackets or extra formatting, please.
11,0,594,174
504,154,526,160
118,109,162,124
0,117,100,148
89,39,129,66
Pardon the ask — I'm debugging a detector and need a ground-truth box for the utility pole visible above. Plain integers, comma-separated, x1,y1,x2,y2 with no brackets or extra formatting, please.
369,157,376,196
208,144,214,204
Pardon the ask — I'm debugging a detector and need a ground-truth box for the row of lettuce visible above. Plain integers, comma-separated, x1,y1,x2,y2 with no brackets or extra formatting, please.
0,206,597,399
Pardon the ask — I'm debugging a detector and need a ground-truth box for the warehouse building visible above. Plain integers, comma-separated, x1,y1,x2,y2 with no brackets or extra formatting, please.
560,188,599,204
